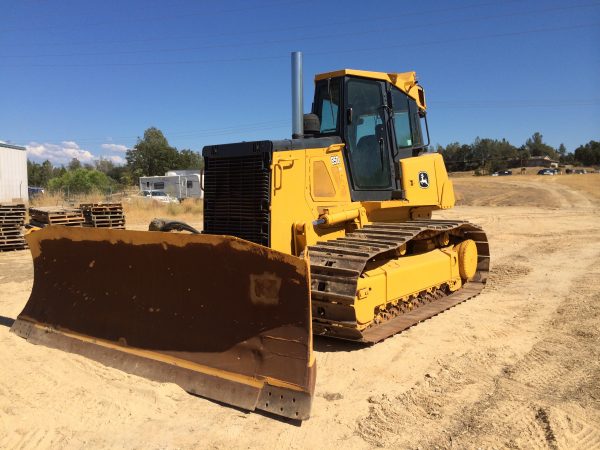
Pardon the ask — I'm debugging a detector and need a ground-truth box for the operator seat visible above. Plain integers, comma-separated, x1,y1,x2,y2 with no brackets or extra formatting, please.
354,134,379,185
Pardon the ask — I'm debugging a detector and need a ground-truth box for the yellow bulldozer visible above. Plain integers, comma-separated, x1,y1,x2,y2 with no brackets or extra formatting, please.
11,53,489,421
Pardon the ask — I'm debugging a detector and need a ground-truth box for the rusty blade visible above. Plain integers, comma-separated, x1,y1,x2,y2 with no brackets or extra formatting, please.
11,226,315,420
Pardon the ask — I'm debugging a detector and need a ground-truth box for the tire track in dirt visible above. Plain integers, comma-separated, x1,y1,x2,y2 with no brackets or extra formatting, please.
354,250,600,449
460,262,600,450
1,180,599,449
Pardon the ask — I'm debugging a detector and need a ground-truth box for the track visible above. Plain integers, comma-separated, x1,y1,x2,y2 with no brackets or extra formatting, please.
308,220,490,343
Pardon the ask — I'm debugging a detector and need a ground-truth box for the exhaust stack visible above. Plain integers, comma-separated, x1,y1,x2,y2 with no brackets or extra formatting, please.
291,51,303,139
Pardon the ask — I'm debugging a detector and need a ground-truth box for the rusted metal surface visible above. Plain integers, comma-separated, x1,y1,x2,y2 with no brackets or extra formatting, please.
11,226,315,420
309,220,490,343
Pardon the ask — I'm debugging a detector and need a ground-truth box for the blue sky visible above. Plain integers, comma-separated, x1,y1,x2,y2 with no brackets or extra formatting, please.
1,0,598,165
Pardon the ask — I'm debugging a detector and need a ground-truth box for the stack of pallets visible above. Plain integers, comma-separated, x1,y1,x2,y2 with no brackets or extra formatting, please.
0,204,27,251
29,206,85,227
80,203,126,229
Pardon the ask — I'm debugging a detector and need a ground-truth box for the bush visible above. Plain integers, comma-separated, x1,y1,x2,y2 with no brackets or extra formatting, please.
48,168,114,194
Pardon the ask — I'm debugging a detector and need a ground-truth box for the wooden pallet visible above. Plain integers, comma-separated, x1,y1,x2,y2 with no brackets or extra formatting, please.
0,203,26,213
0,204,26,226
80,203,126,229
0,244,28,252
29,206,85,226
80,202,123,211
0,221,27,251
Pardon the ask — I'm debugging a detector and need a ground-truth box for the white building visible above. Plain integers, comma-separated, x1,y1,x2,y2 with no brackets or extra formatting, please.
139,170,202,200
0,143,28,203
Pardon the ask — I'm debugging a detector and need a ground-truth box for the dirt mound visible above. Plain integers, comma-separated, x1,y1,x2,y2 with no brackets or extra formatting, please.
453,174,600,208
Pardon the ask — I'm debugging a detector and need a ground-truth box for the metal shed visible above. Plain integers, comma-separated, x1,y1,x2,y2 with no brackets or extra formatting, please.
0,142,28,203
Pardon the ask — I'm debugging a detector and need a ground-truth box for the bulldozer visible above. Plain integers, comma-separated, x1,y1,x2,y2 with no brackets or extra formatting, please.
11,53,489,421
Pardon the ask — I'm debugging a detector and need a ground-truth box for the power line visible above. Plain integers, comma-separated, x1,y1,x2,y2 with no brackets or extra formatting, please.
3,21,598,68
431,99,600,109
9,119,290,145
8,98,599,146
0,0,314,33
309,22,600,58
0,0,515,46
3,2,597,59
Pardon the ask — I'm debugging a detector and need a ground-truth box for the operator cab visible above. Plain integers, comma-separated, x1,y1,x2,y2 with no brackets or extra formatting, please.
311,70,429,201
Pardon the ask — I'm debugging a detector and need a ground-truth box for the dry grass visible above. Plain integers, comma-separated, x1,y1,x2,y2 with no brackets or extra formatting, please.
452,172,600,208
553,173,600,202
29,192,106,209
28,191,204,230
123,197,203,228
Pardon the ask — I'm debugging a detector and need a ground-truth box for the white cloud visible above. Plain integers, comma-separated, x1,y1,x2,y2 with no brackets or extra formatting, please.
101,143,128,152
27,141,95,165
108,155,125,165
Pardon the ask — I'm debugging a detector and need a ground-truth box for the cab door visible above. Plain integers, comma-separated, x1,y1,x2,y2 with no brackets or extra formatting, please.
342,77,395,200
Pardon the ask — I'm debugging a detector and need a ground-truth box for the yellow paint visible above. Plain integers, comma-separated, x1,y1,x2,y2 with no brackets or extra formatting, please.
20,318,308,393
311,160,336,198
400,153,452,207
268,141,465,329
315,69,426,110
270,142,451,253
354,246,461,326
269,144,351,255
270,149,455,255
455,239,478,280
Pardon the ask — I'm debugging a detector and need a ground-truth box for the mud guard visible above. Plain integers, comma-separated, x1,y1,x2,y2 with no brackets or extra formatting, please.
10,226,315,420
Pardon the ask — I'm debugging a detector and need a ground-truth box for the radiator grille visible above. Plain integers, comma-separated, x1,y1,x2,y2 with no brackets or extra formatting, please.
203,152,271,247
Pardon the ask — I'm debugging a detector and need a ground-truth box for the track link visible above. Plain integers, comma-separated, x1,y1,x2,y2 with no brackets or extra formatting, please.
308,220,490,343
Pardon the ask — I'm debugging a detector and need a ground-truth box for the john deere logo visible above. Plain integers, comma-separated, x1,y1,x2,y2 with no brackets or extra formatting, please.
418,171,429,188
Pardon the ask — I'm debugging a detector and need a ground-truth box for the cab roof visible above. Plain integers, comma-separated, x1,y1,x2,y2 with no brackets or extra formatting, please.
314,69,426,111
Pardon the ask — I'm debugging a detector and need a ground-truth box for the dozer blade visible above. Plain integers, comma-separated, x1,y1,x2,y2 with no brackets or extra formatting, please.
10,226,315,420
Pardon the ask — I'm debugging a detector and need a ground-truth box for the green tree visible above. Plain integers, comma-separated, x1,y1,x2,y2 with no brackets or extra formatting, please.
28,160,42,186
523,132,557,159
439,138,519,173
53,166,67,179
438,142,475,172
48,168,114,194
39,160,54,187
95,157,115,175
68,158,82,171
177,149,204,170
573,140,600,166
126,127,179,180
468,137,518,173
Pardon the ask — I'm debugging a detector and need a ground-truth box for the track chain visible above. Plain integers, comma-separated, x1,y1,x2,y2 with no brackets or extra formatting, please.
307,219,490,343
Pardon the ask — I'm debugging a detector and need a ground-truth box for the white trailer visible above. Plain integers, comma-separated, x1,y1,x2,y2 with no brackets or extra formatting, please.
0,142,28,203
139,171,202,200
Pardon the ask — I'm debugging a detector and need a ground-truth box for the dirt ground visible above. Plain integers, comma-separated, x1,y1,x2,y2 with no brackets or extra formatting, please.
1,174,599,449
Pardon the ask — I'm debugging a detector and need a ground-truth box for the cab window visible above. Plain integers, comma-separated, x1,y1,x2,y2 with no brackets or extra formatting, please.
345,78,391,189
391,88,412,148
314,79,341,134
391,86,425,155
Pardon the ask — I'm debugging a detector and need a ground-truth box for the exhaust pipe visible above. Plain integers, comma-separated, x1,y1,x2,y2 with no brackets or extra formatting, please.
291,51,303,139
